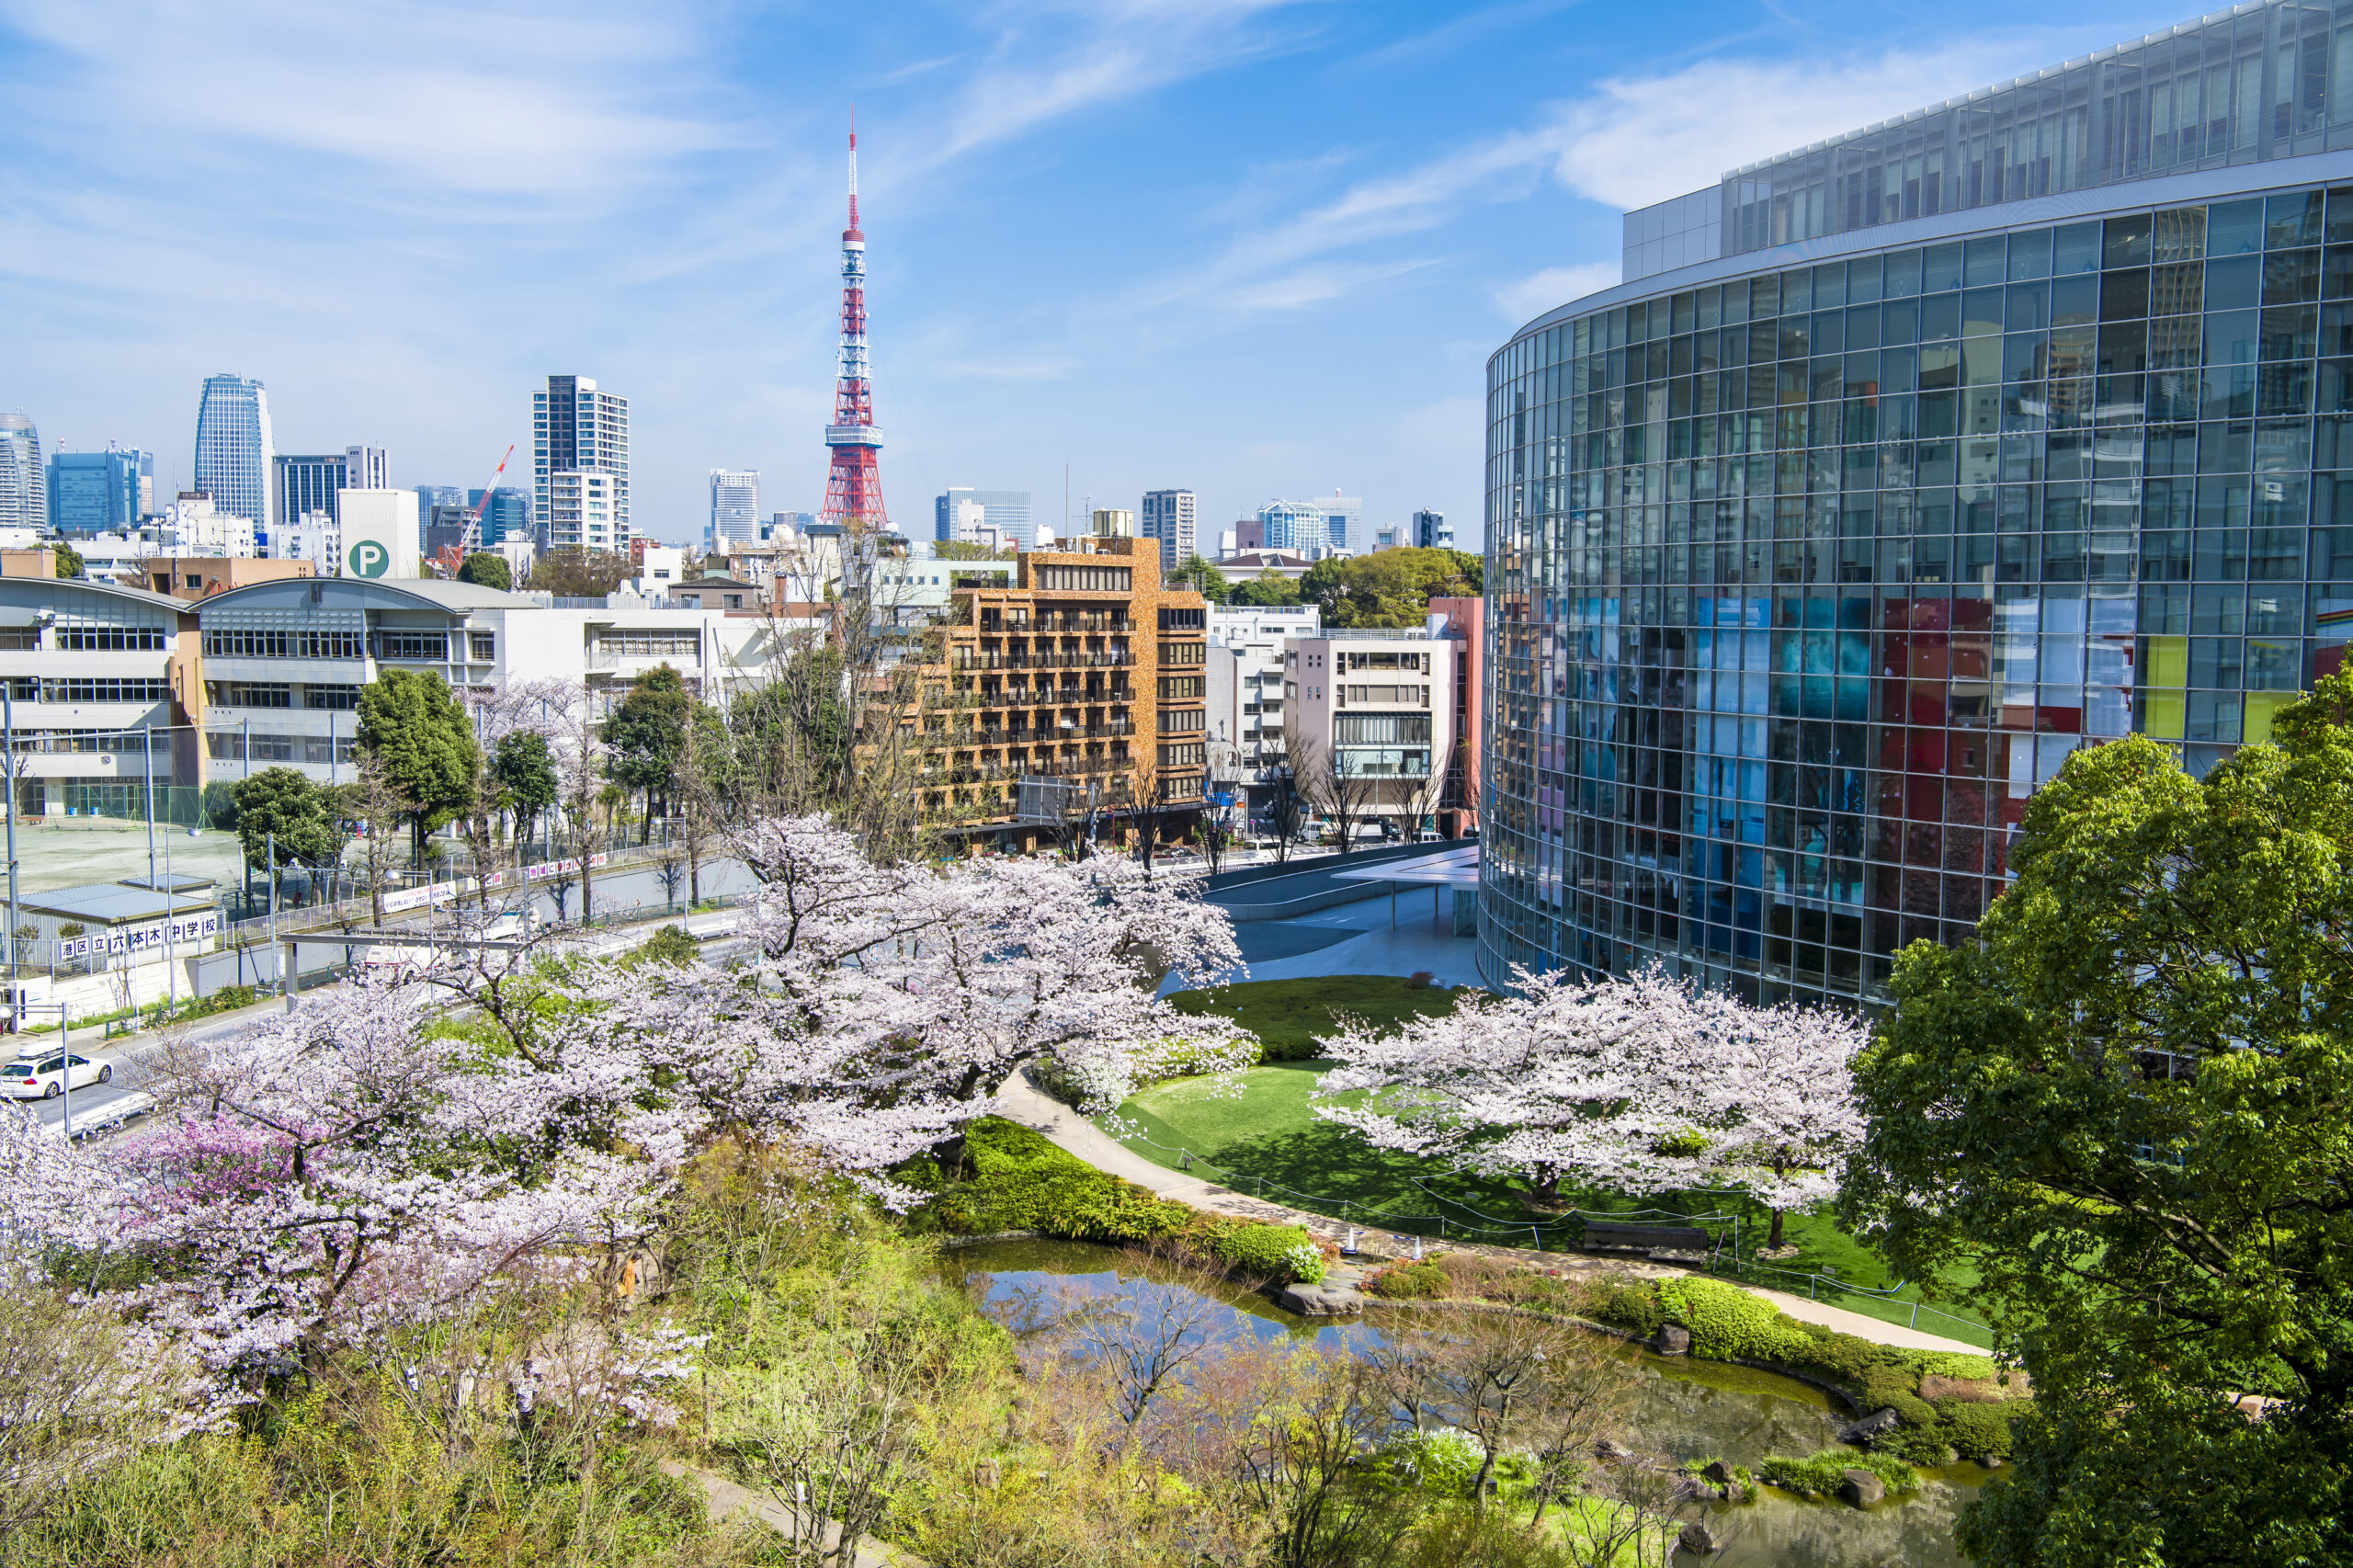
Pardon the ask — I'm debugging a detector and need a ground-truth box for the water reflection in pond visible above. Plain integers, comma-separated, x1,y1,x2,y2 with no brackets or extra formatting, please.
941,1239,1988,1568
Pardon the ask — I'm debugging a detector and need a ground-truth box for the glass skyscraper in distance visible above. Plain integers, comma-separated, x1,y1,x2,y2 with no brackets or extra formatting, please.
710,469,762,550
0,414,45,532
1482,0,2353,1008
49,446,153,533
935,487,1034,548
193,374,273,538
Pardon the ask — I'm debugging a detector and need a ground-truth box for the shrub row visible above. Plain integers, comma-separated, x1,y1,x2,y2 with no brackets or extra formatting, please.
1358,1257,2019,1463
914,1118,1326,1283
1586,1275,2020,1461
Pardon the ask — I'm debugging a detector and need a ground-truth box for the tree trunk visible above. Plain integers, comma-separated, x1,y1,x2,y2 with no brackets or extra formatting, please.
1768,1206,1786,1250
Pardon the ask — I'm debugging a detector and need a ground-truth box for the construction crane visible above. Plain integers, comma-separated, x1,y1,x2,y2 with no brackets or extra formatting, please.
462,443,517,551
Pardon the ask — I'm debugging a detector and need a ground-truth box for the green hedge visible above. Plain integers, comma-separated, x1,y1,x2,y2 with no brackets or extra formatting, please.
920,1119,1324,1282
1583,1273,2021,1460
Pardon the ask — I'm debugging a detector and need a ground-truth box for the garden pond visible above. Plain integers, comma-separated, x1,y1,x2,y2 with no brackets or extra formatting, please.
942,1239,1995,1568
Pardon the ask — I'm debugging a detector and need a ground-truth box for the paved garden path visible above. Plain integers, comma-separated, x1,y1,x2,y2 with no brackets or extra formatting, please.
993,1069,1990,1357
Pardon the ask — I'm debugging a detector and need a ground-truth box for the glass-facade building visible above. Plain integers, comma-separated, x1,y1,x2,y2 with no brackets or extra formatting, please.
1481,0,2353,1006
48,447,152,533
193,373,274,537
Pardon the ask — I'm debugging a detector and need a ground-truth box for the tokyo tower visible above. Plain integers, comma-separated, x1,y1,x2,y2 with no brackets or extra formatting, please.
820,119,887,527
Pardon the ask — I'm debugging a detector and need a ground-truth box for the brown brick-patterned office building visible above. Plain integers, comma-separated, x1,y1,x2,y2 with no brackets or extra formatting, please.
923,534,1209,850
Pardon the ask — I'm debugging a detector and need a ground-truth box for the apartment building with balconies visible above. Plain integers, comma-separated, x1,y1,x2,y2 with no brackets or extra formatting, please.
927,535,1208,849
1206,605,1322,817
1286,628,1458,838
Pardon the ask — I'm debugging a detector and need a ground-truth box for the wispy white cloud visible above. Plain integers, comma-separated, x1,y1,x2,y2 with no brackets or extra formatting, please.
1116,26,2101,324
1495,262,1620,323
929,0,1306,164
1545,34,2104,210
1341,0,1586,74
1,0,729,199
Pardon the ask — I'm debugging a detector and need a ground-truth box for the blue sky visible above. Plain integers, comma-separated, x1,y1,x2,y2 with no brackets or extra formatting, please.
3,0,2186,551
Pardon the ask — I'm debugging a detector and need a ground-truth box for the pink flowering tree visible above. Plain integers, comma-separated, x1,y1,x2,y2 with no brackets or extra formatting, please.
1313,964,1870,1244
1674,993,1870,1249
97,971,681,1381
592,815,1256,1199
1311,964,1711,1205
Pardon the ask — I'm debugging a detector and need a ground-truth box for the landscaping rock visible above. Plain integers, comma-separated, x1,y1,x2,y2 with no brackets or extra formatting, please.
1701,1460,1736,1485
1649,1324,1692,1356
1677,1522,1722,1556
1838,1468,1886,1507
1595,1439,1636,1463
1278,1282,1364,1316
1978,1455,2005,1470
1838,1408,1903,1444
1720,1482,1748,1504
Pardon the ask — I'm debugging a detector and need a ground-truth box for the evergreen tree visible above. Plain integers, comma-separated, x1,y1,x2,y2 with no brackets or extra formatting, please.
603,664,692,829
455,551,511,591
354,668,482,863
1847,672,2353,1566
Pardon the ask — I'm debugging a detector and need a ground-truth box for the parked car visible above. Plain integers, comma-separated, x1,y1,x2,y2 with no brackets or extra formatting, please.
3,1051,110,1099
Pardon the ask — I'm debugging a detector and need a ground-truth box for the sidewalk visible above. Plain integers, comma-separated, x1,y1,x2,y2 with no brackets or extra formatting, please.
991,1069,1987,1357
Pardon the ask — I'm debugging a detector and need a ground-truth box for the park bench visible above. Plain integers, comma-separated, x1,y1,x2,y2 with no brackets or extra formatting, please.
1579,1221,1721,1260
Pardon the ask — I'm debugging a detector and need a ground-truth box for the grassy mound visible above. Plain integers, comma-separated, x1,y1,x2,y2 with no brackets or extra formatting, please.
1165,974,1476,1062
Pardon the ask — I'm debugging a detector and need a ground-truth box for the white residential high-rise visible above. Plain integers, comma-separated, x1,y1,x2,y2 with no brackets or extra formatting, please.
709,469,761,549
548,470,620,554
193,374,274,542
934,487,1033,548
1140,489,1196,573
347,445,389,490
533,375,630,550
1413,508,1453,550
0,414,43,533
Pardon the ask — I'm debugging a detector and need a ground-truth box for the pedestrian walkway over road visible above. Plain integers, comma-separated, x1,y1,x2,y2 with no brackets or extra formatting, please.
990,1067,1988,1357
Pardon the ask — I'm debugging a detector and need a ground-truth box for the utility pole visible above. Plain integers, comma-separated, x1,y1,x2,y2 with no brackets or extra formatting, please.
267,829,278,994
4,684,17,1034
144,723,156,888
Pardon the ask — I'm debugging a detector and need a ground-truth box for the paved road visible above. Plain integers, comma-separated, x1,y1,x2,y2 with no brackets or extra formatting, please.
13,903,746,1138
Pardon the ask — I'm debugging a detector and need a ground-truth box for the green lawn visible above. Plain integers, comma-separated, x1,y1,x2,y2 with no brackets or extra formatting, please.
1166,973,1478,1062
1119,984,1993,1346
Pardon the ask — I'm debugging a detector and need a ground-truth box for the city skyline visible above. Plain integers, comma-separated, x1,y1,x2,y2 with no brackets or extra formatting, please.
0,1,2173,551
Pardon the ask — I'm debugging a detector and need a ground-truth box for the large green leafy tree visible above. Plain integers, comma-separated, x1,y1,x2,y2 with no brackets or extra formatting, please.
603,664,692,828
1171,552,1230,601
1296,547,1480,627
1845,673,2353,1568
229,767,340,892
455,551,511,590
354,668,482,862
491,729,558,846
1228,572,1302,608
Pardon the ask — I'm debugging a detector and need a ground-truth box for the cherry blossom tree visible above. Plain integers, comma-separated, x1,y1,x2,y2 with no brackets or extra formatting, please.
1313,964,1869,1242
1674,993,1870,1249
11,971,686,1384
595,815,1256,1199
1312,964,1711,1204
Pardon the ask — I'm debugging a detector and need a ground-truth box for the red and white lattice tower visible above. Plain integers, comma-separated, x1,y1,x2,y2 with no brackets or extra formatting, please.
820,119,888,528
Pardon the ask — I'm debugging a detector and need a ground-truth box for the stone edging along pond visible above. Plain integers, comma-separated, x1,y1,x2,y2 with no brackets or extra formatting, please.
1349,1293,1870,1415
936,1233,1872,1420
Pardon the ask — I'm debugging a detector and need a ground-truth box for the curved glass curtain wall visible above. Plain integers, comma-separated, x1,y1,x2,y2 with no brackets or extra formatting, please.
1481,178,2353,1005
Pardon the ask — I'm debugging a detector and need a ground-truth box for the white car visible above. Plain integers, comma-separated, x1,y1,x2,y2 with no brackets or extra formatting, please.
4,1051,111,1099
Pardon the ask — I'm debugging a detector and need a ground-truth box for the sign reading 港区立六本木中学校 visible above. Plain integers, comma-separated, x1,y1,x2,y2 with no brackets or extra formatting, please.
55,913,222,960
